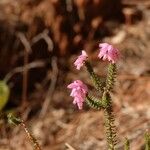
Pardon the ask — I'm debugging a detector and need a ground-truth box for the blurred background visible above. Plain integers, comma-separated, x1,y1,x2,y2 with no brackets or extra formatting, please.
0,0,150,149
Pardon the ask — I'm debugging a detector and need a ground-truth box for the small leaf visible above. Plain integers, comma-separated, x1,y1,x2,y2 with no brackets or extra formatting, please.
0,81,10,110
7,113,22,126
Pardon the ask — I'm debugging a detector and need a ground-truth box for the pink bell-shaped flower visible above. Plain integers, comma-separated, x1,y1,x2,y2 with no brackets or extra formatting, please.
74,50,88,70
67,80,88,109
98,43,119,63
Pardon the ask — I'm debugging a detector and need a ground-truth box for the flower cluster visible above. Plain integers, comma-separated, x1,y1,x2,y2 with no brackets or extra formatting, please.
74,50,88,70
98,43,119,64
67,80,88,109
68,43,119,109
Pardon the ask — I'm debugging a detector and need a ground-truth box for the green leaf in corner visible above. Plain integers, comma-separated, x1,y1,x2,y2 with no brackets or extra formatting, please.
0,81,10,110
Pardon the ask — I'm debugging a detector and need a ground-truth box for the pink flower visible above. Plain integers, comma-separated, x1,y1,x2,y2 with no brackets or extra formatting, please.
98,43,119,63
67,80,88,109
74,50,88,70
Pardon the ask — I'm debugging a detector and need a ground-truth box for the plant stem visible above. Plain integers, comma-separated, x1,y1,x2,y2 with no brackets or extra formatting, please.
104,106,116,149
85,61,104,91
103,63,117,149
106,63,116,92
21,122,42,150
103,92,116,150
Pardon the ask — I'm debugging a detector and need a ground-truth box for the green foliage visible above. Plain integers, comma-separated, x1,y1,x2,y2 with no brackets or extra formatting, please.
85,62,104,92
106,64,116,92
74,46,150,150
145,132,150,150
124,138,130,150
85,61,117,149
7,113,22,126
86,94,103,110
0,81,10,110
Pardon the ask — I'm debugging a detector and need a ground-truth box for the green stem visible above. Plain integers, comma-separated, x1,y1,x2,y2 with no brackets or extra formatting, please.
102,62,117,149
106,63,116,92
103,93,117,150
85,62,104,92
86,94,103,110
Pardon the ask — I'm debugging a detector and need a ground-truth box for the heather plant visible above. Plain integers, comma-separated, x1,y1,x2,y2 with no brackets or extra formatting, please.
67,43,150,150
67,43,119,149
